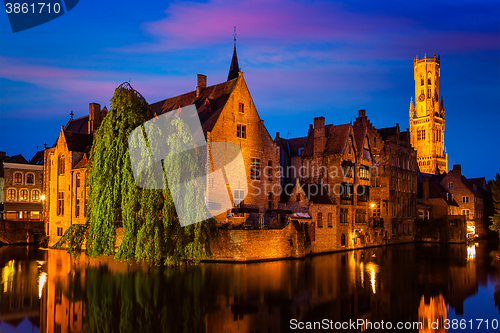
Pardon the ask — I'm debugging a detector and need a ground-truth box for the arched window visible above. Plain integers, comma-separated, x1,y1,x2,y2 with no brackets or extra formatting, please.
19,189,28,201
14,172,23,184
7,189,16,201
26,173,34,184
32,190,40,201
341,233,346,246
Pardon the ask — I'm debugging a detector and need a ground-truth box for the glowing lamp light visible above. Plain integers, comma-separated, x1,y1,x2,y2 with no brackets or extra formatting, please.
370,203,376,208
40,194,46,200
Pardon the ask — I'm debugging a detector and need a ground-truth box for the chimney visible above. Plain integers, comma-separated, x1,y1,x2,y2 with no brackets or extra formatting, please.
275,132,280,140
313,117,326,156
452,164,461,174
88,103,101,134
359,109,366,117
423,176,429,200
196,74,207,97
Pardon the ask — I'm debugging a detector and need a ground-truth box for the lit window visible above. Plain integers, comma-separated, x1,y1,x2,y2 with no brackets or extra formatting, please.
8,189,16,200
32,190,40,201
238,103,244,113
19,189,28,201
14,172,22,183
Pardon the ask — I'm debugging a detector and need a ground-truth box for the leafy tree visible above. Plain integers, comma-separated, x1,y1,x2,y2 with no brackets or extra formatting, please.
55,82,214,264
489,172,500,239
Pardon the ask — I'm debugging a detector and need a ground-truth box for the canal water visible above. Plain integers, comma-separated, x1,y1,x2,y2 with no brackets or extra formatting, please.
0,242,499,332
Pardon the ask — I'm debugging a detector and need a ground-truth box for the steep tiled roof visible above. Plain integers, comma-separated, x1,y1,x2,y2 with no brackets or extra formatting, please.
150,78,239,137
65,115,89,134
353,126,366,158
303,123,351,157
276,136,307,158
63,131,93,152
300,182,334,205
29,151,44,165
4,154,28,164
377,126,397,140
428,182,459,206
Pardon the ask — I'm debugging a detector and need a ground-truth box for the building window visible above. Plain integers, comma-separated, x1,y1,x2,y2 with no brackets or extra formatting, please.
58,155,65,175
355,209,366,223
57,227,63,237
26,173,34,184
239,103,244,113
341,183,353,199
234,189,244,205
340,208,348,224
236,124,246,139
19,189,28,201
341,233,346,246
268,192,273,209
31,190,40,201
448,182,453,190
7,189,16,201
363,148,369,160
76,173,81,188
327,213,333,228
317,212,323,228
461,209,470,220
14,172,23,184
57,192,64,216
359,166,370,180
462,196,469,203
268,161,272,181
417,129,426,141
75,199,80,217
250,158,260,180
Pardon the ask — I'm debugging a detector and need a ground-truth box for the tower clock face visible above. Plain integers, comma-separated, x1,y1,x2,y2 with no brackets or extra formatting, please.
418,94,425,102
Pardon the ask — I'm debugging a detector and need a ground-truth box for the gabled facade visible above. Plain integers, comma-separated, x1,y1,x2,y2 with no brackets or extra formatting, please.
439,165,484,236
44,103,106,245
151,69,280,223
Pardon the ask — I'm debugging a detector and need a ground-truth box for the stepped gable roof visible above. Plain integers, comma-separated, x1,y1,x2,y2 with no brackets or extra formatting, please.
303,123,351,157
276,136,307,158
4,154,28,164
29,151,44,165
150,78,239,137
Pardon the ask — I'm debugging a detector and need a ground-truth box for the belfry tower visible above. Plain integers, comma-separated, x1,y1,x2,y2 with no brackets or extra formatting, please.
409,53,448,174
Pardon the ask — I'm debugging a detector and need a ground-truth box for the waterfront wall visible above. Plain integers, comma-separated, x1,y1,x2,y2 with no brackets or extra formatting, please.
0,220,44,244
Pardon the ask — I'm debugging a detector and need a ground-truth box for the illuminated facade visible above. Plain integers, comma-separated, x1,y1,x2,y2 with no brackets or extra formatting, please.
409,54,448,174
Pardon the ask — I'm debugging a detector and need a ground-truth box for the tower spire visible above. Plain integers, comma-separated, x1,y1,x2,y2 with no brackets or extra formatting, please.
227,26,240,81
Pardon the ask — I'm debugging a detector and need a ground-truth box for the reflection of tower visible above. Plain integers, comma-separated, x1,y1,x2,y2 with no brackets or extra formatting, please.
418,294,447,333
409,54,448,174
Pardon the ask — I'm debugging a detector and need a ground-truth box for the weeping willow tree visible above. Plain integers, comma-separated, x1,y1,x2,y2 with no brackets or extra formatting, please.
55,82,214,264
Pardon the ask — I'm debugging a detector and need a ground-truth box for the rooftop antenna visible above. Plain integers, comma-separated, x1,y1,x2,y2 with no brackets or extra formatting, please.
286,131,291,139
70,111,74,120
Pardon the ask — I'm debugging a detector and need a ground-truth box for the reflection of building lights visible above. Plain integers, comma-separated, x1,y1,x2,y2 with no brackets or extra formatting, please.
365,262,378,294
467,245,476,260
2,260,16,293
38,272,47,299
360,262,364,287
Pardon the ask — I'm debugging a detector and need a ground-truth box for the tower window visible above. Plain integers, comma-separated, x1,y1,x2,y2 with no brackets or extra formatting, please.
421,78,424,86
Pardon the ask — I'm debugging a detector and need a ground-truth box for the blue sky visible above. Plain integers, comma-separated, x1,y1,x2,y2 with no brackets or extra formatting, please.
0,0,499,179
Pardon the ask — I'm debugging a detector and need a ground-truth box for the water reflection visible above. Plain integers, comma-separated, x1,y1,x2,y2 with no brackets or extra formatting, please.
1,242,499,333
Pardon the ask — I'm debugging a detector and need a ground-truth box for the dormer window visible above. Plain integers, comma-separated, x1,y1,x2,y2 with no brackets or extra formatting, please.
239,103,244,113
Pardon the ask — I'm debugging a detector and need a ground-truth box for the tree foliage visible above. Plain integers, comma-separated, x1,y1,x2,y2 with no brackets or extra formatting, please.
489,172,500,239
55,82,215,264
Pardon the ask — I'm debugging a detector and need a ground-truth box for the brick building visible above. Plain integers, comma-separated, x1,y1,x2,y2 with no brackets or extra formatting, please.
438,165,484,236
43,103,106,245
150,45,280,224
1,153,44,221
